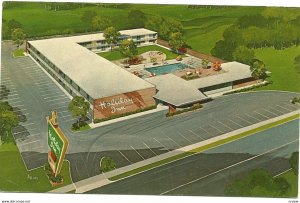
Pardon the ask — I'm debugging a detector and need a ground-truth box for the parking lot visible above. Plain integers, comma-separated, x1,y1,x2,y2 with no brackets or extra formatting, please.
1,43,85,170
1,41,300,182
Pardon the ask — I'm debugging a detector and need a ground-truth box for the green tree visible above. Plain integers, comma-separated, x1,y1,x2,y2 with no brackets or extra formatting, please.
225,169,290,197
158,19,183,40
289,152,299,176
81,10,97,26
232,46,255,65
91,16,111,31
11,28,26,48
211,40,236,61
103,26,121,51
119,39,138,60
250,59,267,80
201,59,210,69
294,55,300,74
145,16,163,32
128,9,146,28
100,157,116,173
68,96,89,127
0,101,18,143
169,32,185,54
7,19,22,32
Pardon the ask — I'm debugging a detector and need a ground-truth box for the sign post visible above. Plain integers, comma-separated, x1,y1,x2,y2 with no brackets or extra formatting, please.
47,111,69,177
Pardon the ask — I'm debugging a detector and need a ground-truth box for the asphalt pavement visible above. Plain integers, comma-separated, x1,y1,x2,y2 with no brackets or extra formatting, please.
1,41,300,182
87,119,299,196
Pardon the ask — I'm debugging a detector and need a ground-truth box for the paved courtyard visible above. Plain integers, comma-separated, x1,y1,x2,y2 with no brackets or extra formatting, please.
1,41,300,182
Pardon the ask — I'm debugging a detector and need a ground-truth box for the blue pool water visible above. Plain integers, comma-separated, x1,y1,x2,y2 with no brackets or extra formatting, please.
146,63,188,75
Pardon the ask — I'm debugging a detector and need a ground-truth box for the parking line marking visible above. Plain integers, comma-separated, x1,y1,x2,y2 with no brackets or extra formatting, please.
58,110,69,113
166,135,182,148
253,110,270,119
244,113,262,122
153,138,170,152
13,108,27,112
189,130,205,140
9,100,22,105
13,104,24,108
130,146,145,160
49,100,69,105
22,122,35,126
217,121,234,131
118,150,132,164
19,140,39,146
198,126,213,137
4,93,19,97
63,117,77,122
36,83,51,87
143,142,157,156
13,130,28,135
46,97,69,102
27,133,40,138
177,132,193,144
267,106,285,115
59,114,72,119
43,94,65,100
284,103,299,110
275,104,291,112
2,97,20,101
235,115,253,125
208,124,225,134
227,118,244,128
260,108,279,117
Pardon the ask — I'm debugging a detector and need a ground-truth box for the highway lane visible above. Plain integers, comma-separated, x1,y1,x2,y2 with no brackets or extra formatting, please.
87,119,299,196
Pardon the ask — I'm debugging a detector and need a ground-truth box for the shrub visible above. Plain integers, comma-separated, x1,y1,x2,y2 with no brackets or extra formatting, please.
223,81,273,95
48,174,63,183
181,75,200,80
72,122,80,130
100,157,116,173
166,104,202,117
291,97,300,104
289,152,299,176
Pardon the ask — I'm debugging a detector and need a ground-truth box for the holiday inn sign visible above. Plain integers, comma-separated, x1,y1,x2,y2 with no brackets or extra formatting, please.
47,111,69,177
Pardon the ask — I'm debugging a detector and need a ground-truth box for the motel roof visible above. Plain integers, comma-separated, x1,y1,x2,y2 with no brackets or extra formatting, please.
145,74,208,107
189,61,252,89
28,29,156,99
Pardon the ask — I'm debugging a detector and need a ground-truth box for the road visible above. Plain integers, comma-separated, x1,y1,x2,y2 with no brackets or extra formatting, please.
87,119,299,196
1,41,300,182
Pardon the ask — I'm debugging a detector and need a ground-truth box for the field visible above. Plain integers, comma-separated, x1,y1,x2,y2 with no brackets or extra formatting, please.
254,46,300,93
279,170,298,197
2,3,263,54
98,45,180,61
0,140,72,192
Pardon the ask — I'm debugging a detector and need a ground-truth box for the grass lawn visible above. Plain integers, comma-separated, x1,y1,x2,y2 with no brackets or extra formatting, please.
254,46,300,93
72,123,91,132
0,141,72,192
12,48,25,57
279,170,298,197
98,45,180,61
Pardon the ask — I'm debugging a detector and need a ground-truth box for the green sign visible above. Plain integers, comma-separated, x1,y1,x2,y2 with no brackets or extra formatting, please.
48,121,68,175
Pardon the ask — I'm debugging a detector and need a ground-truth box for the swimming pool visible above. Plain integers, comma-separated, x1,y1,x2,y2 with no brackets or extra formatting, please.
146,63,188,75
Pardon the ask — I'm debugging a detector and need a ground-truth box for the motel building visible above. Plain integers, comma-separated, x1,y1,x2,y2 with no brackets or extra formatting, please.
26,28,255,122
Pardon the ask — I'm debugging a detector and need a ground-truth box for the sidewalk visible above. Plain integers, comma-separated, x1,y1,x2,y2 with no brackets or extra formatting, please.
49,109,299,194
